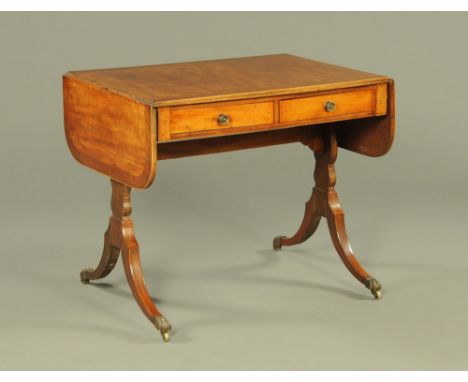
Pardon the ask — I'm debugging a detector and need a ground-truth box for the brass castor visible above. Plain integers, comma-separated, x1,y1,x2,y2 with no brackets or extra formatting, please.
273,236,286,251
365,277,382,299
80,268,93,284
154,315,172,343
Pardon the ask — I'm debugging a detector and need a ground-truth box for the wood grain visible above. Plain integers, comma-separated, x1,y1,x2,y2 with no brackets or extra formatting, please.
170,101,274,135
274,127,381,298
157,107,171,142
375,83,387,115
279,85,382,123
157,83,390,142
63,75,157,189
80,179,171,341
157,125,320,160
336,80,395,157
65,54,395,337
66,54,390,107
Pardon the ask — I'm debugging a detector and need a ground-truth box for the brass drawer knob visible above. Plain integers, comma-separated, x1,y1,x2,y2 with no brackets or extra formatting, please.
324,101,336,112
217,113,230,126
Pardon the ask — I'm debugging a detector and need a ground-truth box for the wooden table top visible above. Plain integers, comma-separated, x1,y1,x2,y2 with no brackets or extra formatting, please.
65,54,389,107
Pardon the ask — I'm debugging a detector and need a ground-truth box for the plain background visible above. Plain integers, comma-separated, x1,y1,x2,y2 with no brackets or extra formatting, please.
1,12,468,370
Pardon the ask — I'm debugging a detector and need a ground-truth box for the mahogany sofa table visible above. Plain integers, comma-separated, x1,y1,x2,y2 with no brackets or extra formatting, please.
63,54,395,342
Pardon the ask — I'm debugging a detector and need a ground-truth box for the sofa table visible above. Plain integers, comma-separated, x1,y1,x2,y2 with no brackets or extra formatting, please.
63,54,395,342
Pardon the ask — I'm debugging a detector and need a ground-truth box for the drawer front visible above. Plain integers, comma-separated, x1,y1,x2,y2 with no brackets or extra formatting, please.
279,85,386,124
170,101,274,136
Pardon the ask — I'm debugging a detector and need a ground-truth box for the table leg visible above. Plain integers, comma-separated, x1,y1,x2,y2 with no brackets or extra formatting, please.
273,128,382,299
80,225,120,284
80,179,172,342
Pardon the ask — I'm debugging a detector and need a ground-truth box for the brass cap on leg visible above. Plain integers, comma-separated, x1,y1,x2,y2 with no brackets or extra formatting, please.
365,277,382,299
154,315,172,342
80,268,93,284
273,236,286,251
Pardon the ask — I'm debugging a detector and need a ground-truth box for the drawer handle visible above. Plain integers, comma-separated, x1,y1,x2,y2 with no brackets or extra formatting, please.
324,101,336,112
217,113,230,126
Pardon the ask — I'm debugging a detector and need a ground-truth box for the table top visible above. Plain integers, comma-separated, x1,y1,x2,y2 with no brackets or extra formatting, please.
65,54,389,107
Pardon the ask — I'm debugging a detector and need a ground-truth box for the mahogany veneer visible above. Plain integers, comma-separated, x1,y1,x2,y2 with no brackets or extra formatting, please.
63,54,395,342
